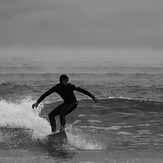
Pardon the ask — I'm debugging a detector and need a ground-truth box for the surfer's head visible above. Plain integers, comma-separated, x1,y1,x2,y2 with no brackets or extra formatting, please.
59,74,69,86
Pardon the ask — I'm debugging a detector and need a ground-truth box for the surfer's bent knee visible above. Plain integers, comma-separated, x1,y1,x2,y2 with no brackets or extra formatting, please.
65,101,78,115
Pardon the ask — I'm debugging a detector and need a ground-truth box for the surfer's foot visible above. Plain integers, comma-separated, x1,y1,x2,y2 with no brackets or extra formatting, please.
51,130,56,134
51,132,56,134
59,126,65,132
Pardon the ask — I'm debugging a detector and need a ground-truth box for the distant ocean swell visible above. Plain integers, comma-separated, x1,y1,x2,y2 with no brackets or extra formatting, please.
0,80,163,102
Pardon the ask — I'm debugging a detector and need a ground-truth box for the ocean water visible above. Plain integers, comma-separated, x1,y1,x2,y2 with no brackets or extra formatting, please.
0,57,163,163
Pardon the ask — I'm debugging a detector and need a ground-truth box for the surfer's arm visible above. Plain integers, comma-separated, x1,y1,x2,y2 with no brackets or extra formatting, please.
74,86,98,102
32,86,57,109
36,86,56,104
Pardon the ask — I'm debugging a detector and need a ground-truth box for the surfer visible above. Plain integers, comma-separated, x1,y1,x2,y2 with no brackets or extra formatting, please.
32,74,98,133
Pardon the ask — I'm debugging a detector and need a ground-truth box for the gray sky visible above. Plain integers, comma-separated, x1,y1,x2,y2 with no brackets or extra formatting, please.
0,0,163,59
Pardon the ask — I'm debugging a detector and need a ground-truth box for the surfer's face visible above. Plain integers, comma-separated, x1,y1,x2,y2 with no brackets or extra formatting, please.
62,79,69,86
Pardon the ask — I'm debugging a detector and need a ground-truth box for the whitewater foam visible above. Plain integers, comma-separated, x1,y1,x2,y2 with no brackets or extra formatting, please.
65,125,104,150
0,98,51,140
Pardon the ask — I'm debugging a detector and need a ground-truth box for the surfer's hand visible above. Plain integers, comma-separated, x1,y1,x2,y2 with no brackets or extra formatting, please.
92,96,98,103
32,102,38,109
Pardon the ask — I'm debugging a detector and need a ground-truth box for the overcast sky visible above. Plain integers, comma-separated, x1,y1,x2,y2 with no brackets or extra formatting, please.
0,0,163,59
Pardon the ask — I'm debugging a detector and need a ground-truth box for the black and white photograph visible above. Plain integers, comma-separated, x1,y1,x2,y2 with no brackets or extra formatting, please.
0,0,163,162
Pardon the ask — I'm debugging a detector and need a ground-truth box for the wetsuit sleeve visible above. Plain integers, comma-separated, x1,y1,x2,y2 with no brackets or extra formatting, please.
74,86,94,98
36,86,57,104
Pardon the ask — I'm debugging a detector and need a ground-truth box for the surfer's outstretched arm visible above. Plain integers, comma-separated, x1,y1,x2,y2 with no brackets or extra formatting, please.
32,86,56,108
75,86,98,102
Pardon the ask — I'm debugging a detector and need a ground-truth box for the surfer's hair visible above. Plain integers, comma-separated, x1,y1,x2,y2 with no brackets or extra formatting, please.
59,74,69,83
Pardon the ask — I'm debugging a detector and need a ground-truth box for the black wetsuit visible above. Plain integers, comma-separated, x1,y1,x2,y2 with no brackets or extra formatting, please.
37,83,94,132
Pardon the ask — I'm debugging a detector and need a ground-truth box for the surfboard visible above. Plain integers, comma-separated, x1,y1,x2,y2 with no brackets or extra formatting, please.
45,131,67,144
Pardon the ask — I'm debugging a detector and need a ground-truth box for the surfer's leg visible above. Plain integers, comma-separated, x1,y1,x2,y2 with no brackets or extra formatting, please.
48,103,65,132
66,102,78,115
59,102,78,131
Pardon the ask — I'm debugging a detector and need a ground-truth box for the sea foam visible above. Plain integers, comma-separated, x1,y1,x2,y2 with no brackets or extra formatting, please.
0,98,51,139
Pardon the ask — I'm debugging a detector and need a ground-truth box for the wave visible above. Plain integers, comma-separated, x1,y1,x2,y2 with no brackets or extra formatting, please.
0,97,162,144
0,99,51,138
0,99,103,151
0,81,162,101
40,97,163,117
0,82,35,102
0,98,51,150
97,97,163,114
0,64,163,73
0,82,33,93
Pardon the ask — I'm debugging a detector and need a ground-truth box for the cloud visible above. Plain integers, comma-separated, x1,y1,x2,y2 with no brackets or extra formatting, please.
0,0,163,48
